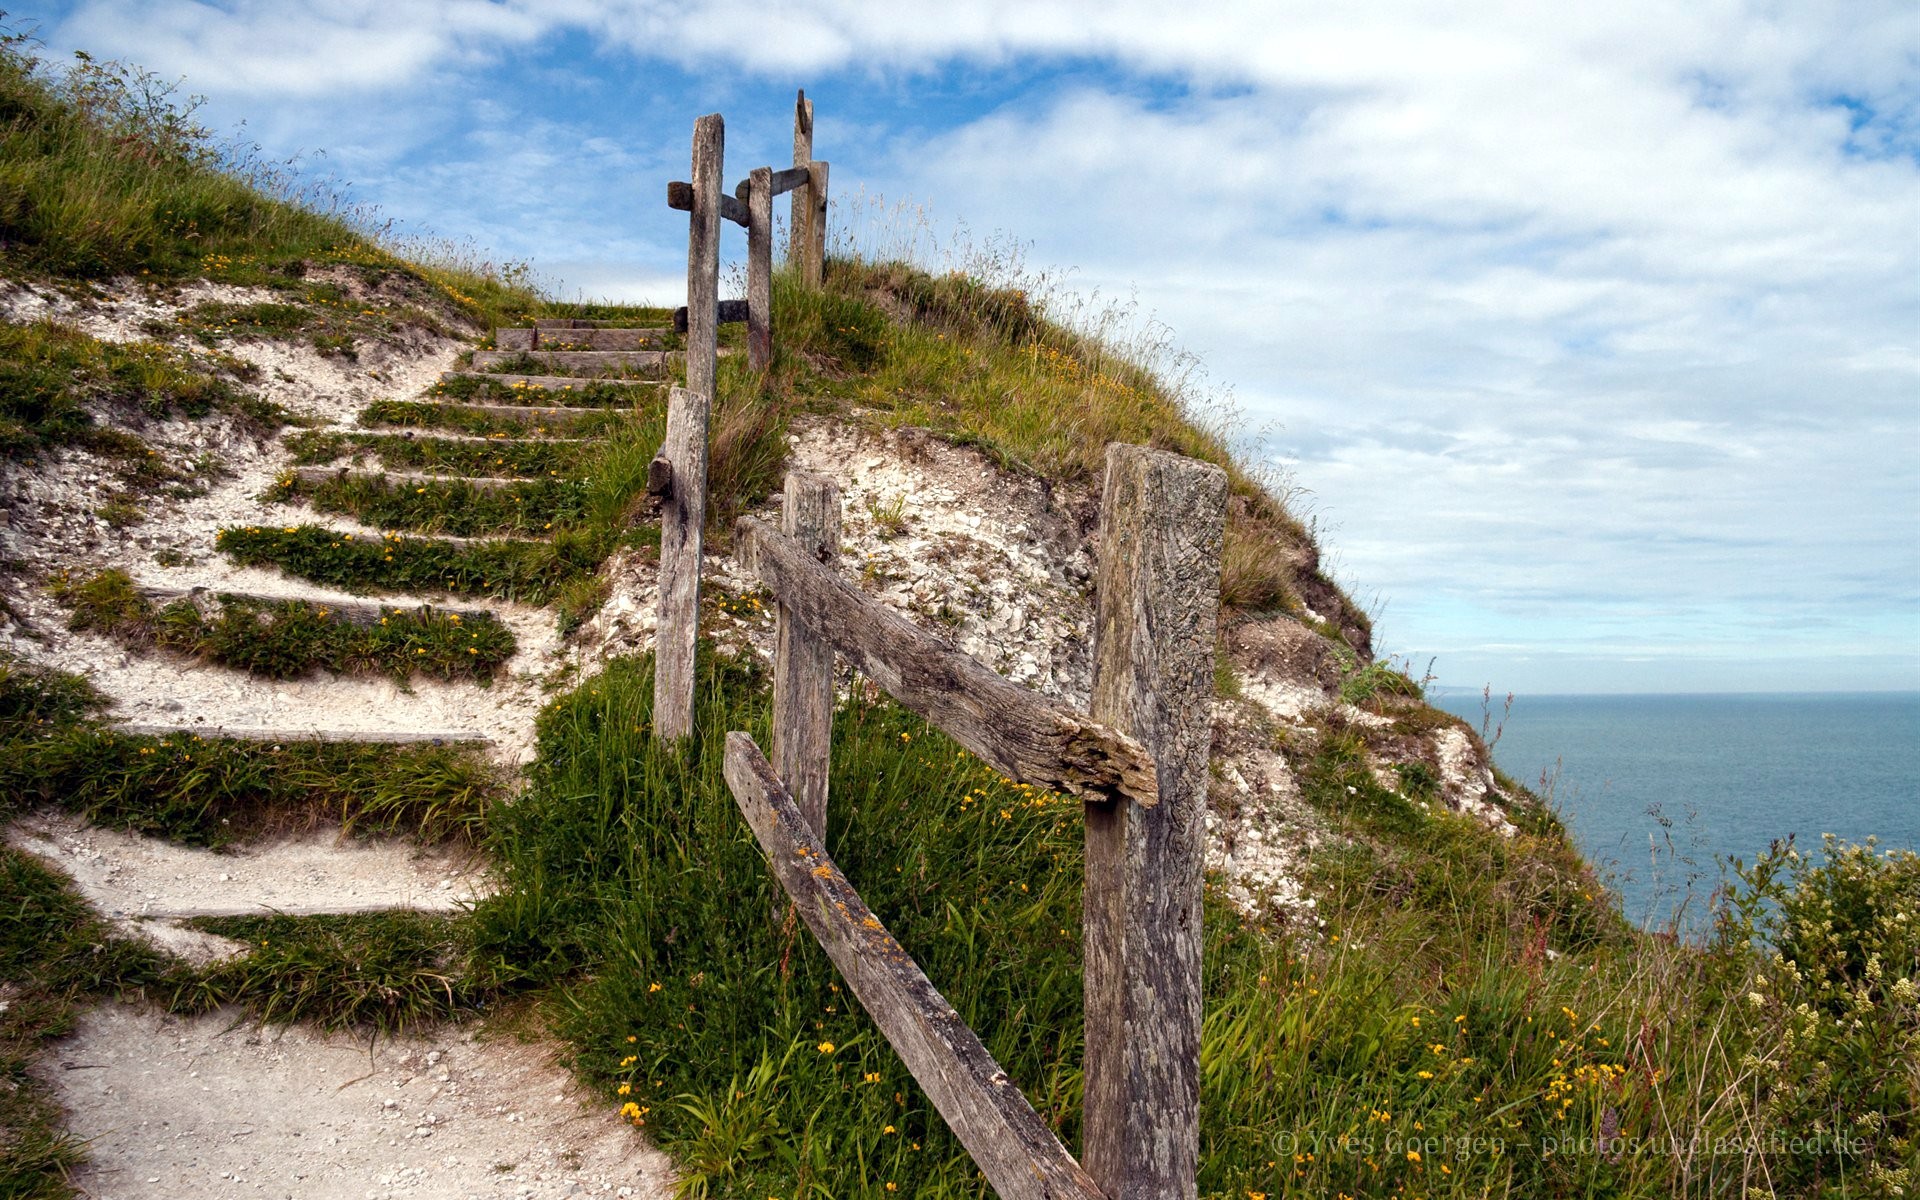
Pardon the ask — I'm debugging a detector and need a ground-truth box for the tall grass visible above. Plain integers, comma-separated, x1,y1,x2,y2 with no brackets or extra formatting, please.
467,653,1918,1197
0,25,542,326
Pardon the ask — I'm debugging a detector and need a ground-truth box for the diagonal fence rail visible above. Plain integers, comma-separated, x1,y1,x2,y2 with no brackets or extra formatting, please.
726,447,1226,1199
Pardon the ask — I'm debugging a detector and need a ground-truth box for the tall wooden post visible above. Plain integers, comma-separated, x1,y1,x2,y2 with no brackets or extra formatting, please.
655,112,723,741
803,160,829,288
771,471,839,837
790,90,813,269
1082,444,1226,1199
747,166,773,373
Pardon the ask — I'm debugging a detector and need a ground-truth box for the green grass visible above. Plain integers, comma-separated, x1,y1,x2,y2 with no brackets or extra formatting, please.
0,318,276,467
0,695,499,848
0,27,541,329
0,844,168,1200
454,652,1918,1198
429,373,665,408
215,523,604,604
747,262,1367,635
284,429,591,477
174,911,478,1033
273,471,592,537
478,349,671,380
358,399,639,439
55,568,517,683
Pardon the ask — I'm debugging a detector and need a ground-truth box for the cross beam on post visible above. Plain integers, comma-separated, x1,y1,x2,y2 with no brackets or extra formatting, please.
1081,444,1227,1200
654,112,723,742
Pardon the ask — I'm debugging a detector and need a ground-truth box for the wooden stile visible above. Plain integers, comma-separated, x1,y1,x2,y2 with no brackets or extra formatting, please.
654,112,724,742
1081,444,1226,1200
746,166,773,373
723,733,1105,1200
736,515,1156,807
770,472,839,837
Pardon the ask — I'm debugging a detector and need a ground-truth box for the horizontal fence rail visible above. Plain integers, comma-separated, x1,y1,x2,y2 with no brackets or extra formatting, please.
735,514,1158,808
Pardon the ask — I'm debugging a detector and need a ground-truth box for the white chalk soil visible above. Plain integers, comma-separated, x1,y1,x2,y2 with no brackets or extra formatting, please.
7,811,491,965
0,277,671,1195
2,273,1517,1194
38,1002,675,1200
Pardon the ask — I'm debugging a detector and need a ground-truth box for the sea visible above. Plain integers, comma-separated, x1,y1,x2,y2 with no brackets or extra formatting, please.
1428,691,1920,937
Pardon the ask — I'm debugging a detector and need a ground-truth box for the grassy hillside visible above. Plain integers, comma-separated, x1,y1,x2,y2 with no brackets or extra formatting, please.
0,25,1914,1200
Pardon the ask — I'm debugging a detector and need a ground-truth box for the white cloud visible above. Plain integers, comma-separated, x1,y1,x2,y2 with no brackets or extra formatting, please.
35,0,1920,689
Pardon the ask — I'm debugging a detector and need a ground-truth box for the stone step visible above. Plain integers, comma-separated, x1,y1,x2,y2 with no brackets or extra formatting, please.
289,466,550,492
132,585,496,627
469,349,674,377
114,723,495,745
495,328,673,351
438,371,666,395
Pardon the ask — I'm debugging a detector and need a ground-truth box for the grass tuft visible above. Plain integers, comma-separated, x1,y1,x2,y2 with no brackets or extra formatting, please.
273,471,591,538
284,430,589,477
54,568,517,682
215,523,600,604
175,911,477,1033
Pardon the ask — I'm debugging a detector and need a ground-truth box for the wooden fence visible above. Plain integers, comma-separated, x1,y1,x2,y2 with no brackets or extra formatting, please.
654,92,828,740
726,446,1226,1200
650,94,1228,1197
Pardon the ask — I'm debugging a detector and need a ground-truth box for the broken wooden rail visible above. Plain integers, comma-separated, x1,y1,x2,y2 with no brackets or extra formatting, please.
725,445,1227,1199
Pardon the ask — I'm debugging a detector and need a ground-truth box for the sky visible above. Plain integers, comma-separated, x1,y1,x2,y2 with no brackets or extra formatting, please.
19,1,1920,695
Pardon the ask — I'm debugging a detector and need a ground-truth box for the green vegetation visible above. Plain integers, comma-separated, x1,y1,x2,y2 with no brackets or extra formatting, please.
285,429,589,477
453,654,1913,1198
55,568,516,682
0,843,168,1200
175,911,478,1033
0,25,538,326
0,317,274,467
215,523,601,603
273,471,591,537
0,725,496,847
429,373,664,408
0,659,498,846
358,398,636,439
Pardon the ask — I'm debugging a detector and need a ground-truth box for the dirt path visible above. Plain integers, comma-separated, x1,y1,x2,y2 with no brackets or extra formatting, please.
38,1002,675,1200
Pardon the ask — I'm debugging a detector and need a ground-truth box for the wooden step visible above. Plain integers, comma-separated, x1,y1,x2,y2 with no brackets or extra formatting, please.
495,328,672,351
533,318,596,330
289,466,549,492
469,349,674,377
132,585,496,627
113,724,494,746
439,371,665,394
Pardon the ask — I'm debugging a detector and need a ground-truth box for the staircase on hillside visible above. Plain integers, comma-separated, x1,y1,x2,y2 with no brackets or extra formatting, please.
40,314,681,935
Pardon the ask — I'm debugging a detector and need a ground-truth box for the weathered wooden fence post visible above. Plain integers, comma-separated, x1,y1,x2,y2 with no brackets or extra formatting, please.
790,90,812,272
803,159,829,288
746,165,773,373
1082,444,1227,1199
771,470,839,836
654,112,723,741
